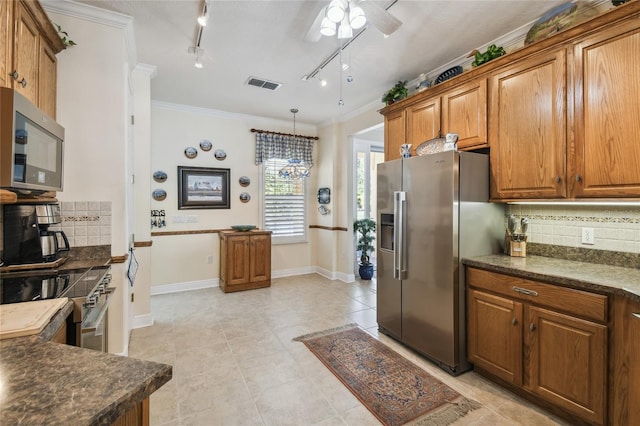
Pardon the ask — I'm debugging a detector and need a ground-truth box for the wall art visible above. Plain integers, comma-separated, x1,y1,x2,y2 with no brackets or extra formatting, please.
214,149,227,160
177,166,230,209
199,140,212,151
239,192,251,203
317,187,331,204
152,189,166,201
184,147,197,159
153,171,167,183
239,176,250,187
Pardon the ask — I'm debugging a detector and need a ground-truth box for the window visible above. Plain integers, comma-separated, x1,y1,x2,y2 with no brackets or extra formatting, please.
263,158,307,243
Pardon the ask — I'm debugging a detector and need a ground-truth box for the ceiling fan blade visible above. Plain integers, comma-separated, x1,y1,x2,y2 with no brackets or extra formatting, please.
304,6,326,42
358,1,402,36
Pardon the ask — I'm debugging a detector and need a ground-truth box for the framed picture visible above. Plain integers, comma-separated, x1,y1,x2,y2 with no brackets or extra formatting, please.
178,166,230,209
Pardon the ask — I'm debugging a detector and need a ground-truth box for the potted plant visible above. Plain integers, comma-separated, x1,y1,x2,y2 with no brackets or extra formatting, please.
382,80,408,106
354,218,376,280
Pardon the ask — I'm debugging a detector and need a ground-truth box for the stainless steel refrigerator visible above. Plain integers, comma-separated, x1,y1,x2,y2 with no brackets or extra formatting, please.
376,151,504,375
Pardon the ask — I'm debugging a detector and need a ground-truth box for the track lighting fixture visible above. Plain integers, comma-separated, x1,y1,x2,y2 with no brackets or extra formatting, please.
197,1,209,26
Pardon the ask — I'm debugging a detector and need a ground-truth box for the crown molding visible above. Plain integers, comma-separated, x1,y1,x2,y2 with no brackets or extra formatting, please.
40,0,138,68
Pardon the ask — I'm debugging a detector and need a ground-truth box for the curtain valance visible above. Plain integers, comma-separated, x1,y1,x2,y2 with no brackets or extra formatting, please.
255,132,314,167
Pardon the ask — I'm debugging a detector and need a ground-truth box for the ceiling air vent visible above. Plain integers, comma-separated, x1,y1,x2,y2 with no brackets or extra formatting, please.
245,76,282,91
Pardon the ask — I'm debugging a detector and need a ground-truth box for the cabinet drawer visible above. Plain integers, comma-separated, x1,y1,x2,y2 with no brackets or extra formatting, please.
467,268,607,322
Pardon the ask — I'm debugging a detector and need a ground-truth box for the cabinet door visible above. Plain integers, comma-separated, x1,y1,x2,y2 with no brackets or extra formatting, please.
249,234,271,283
0,0,12,89
225,236,250,285
38,41,56,118
406,97,440,151
384,109,405,161
573,22,640,198
528,306,606,425
490,49,566,199
467,289,523,385
442,78,487,150
13,2,39,103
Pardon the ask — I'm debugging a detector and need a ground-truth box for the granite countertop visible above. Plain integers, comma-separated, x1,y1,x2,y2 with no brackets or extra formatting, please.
463,254,640,302
0,335,172,425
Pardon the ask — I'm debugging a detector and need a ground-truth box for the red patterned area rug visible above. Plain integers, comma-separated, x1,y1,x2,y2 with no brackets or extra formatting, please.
294,324,480,426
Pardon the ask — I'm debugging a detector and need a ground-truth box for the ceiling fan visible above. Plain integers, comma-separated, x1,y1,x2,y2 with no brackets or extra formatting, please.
304,0,402,42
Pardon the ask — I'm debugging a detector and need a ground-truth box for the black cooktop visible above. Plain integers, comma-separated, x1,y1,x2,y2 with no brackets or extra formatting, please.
0,267,110,305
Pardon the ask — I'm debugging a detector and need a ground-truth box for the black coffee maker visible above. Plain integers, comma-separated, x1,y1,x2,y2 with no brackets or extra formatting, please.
2,204,70,265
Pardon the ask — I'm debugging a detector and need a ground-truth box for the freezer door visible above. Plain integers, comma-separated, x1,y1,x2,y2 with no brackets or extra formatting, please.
376,159,403,339
402,152,458,368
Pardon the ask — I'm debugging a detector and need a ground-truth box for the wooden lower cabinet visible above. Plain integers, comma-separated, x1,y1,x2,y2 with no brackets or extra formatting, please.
467,267,607,425
219,230,271,293
112,398,149,426
629,304,640,426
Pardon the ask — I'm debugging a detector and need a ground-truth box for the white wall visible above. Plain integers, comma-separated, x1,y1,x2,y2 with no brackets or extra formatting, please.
149,104,317,290
48,7,131,355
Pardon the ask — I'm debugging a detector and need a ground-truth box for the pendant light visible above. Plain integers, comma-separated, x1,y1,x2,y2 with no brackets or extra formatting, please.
279,108,310,179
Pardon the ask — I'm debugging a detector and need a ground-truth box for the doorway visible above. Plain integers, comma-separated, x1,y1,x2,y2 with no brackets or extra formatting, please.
353,126,384,275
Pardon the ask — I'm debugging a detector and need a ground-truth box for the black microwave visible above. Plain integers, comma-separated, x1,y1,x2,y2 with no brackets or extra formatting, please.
0,88,65,193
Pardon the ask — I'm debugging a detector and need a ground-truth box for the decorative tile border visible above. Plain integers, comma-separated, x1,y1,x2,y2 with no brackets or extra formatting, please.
505,213,640,224
63,216,101,222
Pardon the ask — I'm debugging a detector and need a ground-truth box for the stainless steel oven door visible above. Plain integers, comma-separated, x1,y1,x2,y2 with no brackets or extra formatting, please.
81,287,115,352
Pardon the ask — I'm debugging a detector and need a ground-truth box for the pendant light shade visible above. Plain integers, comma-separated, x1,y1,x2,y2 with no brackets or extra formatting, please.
278,108,310,179
278,159,310,179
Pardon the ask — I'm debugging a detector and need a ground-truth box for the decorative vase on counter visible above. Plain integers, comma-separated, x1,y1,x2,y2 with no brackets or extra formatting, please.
400,143,412,158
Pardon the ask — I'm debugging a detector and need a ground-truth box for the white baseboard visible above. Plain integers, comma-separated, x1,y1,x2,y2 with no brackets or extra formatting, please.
271,266,315,278
150,278,219,295
149,267,356,297
315,266,355,283
132,314,154,329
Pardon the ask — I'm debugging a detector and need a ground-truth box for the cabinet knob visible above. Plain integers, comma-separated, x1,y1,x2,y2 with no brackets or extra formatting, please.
512,317,518,326
530,323,536,332
575,174,582,182
18,78,27,88
554,176,561,184
9,70,19,80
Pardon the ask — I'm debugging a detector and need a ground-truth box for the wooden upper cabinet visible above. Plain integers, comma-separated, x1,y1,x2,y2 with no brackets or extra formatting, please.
14,1,40,103
442,78,487,150
406,96,440,152
0,0,13,88
572,21,640,198
38,41,57,117
384,109,405,161
1,0,64,118
490,48,567,200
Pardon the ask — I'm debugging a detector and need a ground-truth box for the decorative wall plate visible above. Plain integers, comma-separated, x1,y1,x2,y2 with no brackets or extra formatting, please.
416,137,446,156
199,140,212,151
434,66,463,85
152,189,167,201
239,176,250,187
317,187,330,204
153,171,167,183
214,149,227,160
239,192,251,203
184,147,197,158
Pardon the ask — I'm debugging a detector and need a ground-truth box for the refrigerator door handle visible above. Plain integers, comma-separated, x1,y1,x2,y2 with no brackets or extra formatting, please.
394,191,406,280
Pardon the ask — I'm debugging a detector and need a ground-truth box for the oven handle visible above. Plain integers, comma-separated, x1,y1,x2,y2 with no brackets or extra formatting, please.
81,287,115,332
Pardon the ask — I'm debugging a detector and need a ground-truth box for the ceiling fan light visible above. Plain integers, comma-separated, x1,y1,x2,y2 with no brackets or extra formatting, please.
326,0,346,23
349,6,366,29
337,17,353,39
320,17,336,36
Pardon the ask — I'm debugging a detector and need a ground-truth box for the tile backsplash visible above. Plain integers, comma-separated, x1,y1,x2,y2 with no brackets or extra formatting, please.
506,204,640,254
49,201,112,247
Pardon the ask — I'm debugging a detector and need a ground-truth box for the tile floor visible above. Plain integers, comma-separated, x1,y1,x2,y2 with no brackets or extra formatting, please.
128,274,570,426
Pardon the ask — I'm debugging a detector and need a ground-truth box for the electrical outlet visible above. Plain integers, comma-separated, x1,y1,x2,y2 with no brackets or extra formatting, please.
581,227,595,245
173,216,184,223
207,255,213,264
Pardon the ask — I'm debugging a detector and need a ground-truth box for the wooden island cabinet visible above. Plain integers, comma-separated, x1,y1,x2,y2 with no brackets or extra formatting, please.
467,267,608,425
219,230,271,293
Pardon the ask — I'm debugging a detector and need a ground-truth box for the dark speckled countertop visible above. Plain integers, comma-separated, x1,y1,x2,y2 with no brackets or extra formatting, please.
463,254,640,303
0,337,172,425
